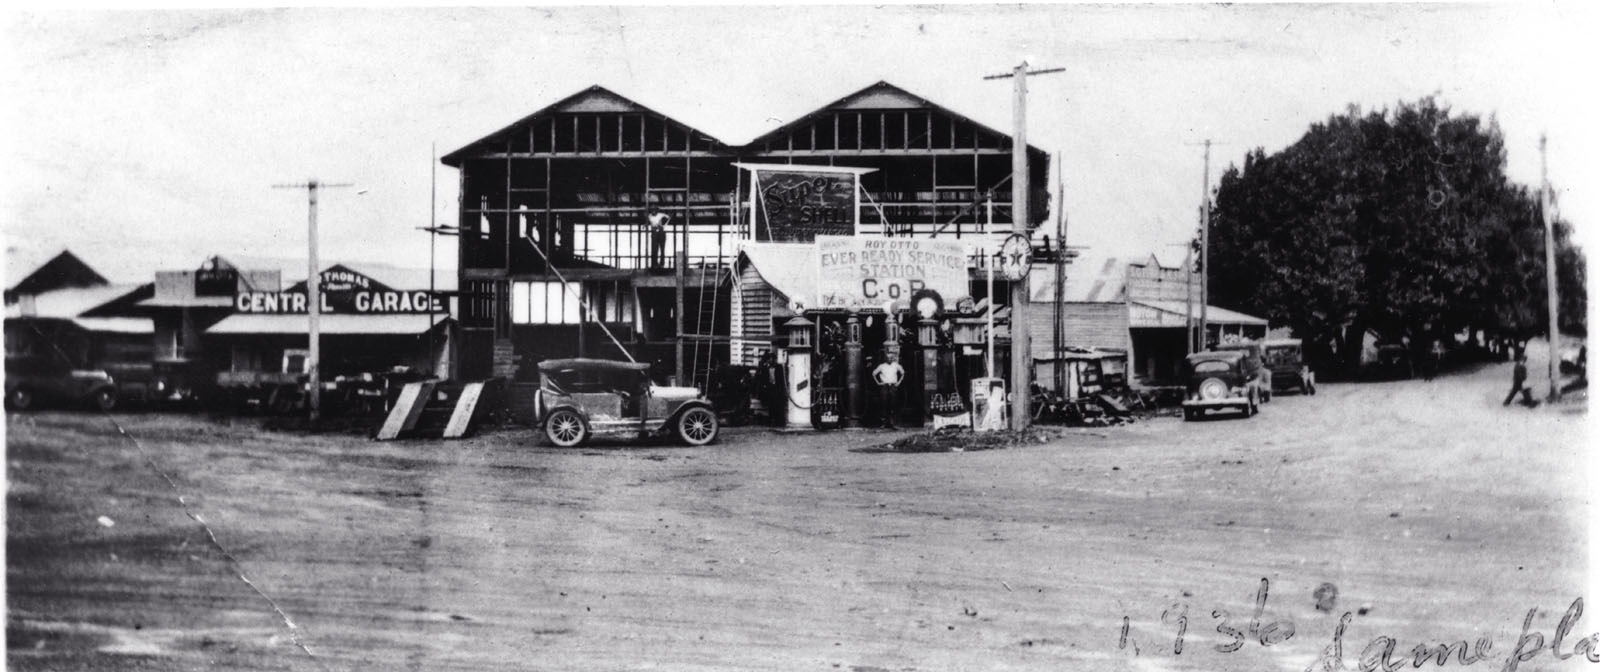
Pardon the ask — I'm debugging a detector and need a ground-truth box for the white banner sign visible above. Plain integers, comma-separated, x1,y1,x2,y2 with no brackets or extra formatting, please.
814,235,968,310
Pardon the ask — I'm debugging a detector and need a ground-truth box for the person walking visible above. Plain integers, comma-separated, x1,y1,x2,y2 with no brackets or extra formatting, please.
1424,339,1443,381
1502,351,1539,407
646,206,671,269
872,351,905,428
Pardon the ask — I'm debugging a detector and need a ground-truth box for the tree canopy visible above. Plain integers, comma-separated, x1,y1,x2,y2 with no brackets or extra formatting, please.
1207,98,1585,373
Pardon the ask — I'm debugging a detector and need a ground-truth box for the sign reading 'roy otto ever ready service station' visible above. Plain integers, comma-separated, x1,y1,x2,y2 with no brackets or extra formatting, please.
815,236,968,310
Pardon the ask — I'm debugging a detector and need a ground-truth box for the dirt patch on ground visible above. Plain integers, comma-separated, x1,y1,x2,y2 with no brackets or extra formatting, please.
855,426,1074,453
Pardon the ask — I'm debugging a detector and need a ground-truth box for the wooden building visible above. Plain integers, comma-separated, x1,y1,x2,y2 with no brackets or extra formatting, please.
1026,252,1268,388
441,81,1050,388
5,251,157,401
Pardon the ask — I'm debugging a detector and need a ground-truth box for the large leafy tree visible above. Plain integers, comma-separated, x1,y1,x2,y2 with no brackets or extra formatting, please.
1208,98,1585,373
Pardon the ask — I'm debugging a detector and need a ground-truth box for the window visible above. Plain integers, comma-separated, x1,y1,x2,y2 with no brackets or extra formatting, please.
511,281,584,324
861,112,882,150
282,349,310,375
586,281,637,323
622,116,643,152
884,113,906,149
838,113,859,150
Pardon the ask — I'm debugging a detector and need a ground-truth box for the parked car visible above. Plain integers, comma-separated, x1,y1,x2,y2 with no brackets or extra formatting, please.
4,356,119,411
534,358,720,447
1258,338,1316,395
1181,350,1266,421
1208,341,1275,402
1372,343,1414,380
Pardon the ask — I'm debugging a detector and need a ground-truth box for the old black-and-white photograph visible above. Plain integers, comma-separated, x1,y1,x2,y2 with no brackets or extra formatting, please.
4,4,1596,670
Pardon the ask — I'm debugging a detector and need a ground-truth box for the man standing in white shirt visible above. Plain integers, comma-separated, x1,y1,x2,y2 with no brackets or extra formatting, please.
872,351,905,429
647,206,670,269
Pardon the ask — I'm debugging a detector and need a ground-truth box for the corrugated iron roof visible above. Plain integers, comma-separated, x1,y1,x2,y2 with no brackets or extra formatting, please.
1028,253,1128,303
72,317,154,334
1130,300,1266,326
4,283,149,320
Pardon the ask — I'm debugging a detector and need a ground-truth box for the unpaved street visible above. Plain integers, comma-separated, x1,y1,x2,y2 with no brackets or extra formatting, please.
6,356,1593,671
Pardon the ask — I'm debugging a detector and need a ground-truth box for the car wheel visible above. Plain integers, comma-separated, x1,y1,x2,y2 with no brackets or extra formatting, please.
90,388,117,412
8,387,35,411
544,409,588,447
675,407,719,446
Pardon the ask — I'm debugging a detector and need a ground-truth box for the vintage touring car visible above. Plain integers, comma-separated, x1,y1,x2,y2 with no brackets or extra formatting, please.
1258,338,1316,394
534,358,720,447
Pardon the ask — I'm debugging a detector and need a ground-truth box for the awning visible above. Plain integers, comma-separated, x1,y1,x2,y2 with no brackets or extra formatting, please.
72,317,153,334
737,242,818,309
139,296,234,308
206,313,450,336
1129,300,1267,328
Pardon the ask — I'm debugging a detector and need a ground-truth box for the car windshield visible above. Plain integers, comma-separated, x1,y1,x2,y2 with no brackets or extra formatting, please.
1264,347,1299,366
1193,360,1233,374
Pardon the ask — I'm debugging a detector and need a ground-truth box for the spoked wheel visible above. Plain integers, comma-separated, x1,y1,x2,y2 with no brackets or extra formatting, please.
675,407,719,446
544,409,588,447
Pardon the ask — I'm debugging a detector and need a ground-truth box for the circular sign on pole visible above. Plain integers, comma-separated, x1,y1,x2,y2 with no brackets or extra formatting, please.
997,233,1032,282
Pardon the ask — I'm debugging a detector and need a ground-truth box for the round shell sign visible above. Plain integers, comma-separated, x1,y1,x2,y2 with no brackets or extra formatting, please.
814,235,969,311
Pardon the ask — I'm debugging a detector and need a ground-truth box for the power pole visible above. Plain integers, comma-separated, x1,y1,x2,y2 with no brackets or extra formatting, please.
1185,243,1195,355
986,61,1064,429
1540,135,1561,401
1199,139,1211,350
1052,157,1067,396
274,179,352,422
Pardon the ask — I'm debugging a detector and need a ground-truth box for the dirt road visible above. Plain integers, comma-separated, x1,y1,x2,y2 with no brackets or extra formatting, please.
6,356,1592,671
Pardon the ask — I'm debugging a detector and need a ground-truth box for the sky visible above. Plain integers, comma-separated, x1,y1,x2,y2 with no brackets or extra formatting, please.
4,3,1598,285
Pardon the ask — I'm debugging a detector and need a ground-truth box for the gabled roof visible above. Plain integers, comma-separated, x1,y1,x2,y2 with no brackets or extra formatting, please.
441,81,1050,165
441,85,735,166
742,81,1049,159
6,250,108,296
4,283,152,320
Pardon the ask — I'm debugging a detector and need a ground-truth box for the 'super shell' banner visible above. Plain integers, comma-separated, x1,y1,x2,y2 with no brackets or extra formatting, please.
757,170,857,241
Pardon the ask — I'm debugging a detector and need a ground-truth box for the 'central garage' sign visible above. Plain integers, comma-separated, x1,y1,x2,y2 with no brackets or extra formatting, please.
814,235,968,310
235,290,445,315
235,266,443,315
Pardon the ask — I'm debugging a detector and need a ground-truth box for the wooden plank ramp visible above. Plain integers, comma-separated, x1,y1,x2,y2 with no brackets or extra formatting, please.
376,381,435,440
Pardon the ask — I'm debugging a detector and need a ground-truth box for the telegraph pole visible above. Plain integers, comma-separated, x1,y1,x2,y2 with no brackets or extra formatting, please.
274,178,352,422
986,60,1064,429
1540,135,1561,401
1052,157,1067,396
